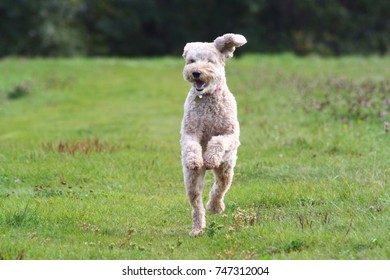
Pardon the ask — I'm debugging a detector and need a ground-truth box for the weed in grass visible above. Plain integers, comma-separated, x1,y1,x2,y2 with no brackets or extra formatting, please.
4,201,40,228
33,184,94,200
44,76,74,91
34,185,64,198
118,228,135,249
205,221,224,237
384,122,389,133
80,222,101,233
16,250,25,260
298,215,313,231
7,81,33,99
118,228,146,251
168,239,183,252
297,78,390,121
261,239,306,257
216,234,245,259
231,207,258,231
41,138,119,155
285,239,305,253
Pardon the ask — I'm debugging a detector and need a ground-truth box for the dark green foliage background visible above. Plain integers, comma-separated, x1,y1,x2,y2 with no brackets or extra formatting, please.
0,0,389,57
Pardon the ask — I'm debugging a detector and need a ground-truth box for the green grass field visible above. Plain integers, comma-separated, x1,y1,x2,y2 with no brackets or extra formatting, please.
0,55,389,260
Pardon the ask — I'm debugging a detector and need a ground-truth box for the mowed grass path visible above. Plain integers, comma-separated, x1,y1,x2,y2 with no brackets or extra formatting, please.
0,55,389,259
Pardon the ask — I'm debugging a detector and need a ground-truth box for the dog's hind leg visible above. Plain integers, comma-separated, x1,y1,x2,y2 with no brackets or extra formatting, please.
206,154,237,214
184,167,207,236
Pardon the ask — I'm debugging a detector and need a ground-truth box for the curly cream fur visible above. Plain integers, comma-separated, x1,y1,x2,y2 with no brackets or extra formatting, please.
180,33,247,236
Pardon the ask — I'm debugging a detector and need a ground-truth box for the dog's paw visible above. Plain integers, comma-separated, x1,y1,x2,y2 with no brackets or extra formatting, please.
206,200,225,214
184,152,204,170
204,154,222,170
185,159,203,170
204,159,220,170
189,227,204,237
204,144,224,169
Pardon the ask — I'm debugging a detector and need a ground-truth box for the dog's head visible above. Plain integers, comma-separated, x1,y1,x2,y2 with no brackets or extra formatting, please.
182,33,247,94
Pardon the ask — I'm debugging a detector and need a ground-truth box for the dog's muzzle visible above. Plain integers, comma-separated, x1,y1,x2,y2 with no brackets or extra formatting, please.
192,71,201,78
194,80,207,91
191,72,207,91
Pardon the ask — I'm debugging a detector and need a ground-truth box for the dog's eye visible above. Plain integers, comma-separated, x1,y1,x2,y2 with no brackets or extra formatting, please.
187,59,196,64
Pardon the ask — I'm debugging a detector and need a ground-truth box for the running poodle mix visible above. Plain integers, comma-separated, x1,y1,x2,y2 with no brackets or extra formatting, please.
180,33,247,236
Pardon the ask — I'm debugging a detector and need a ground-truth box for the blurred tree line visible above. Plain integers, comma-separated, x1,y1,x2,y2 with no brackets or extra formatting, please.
0,0,389,57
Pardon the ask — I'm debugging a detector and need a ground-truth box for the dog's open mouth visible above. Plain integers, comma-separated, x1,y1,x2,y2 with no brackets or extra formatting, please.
194,80,207,91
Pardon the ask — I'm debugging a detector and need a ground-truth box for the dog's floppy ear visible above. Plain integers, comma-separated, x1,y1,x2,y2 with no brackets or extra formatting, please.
214,33,247,59
182,43,192,58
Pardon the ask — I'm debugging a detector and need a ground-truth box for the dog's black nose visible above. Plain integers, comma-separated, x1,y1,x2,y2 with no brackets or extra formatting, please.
192,71,201,78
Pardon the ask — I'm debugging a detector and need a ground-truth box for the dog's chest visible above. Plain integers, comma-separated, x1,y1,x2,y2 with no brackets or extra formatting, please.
184,95,236,138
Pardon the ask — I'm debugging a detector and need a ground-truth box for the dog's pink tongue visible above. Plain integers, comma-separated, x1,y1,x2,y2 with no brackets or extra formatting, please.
195,80,205,91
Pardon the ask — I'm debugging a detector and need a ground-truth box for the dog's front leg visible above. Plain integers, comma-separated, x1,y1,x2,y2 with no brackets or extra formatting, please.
204,135,239,169
181,134,204,170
